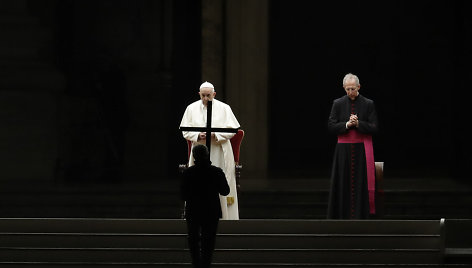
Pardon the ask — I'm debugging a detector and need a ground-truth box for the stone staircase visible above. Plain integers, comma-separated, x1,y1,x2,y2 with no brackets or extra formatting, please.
0,180,182,219
0,218,469,267
238,176,472,220
1,175,472,220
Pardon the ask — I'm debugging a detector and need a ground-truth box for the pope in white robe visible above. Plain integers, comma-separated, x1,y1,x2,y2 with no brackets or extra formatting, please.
180,81,241,220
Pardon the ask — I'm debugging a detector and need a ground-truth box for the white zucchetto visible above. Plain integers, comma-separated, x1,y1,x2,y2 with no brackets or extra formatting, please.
200,81,214,89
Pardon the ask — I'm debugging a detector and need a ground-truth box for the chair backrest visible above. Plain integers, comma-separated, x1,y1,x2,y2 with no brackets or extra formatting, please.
185,129,245,162
230,129,244,163
186,139,192,160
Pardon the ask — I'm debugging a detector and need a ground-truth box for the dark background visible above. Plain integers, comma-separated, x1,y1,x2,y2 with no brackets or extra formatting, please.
1,0,471,184
269,0,472,179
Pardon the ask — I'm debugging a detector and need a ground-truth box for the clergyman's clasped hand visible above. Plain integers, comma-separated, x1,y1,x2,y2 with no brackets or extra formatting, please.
347,114,359,128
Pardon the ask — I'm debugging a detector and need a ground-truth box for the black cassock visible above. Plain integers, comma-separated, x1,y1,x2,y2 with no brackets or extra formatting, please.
327,94,378,219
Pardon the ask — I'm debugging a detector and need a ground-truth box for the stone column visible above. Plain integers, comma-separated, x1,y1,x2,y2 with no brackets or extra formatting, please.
225,0,269,177
201,0,225,98
200,0,269,177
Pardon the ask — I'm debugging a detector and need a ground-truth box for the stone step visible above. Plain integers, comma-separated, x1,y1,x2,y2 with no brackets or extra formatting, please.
0,218,460,266
5,199,468,219
0,208,180,220
1,177,471,219
0,203,467,220
240,190,472,205
3,190,468,207
0,264,468,268
0,192,179,205
446,248,472,264
0,219,442,234
0,248,441,264
0,233,439,249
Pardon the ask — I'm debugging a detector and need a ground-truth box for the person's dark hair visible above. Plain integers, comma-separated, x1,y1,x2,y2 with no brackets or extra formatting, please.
192,144,209,162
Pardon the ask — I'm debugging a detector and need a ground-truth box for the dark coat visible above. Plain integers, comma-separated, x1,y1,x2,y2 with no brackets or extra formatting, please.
181,161,230,220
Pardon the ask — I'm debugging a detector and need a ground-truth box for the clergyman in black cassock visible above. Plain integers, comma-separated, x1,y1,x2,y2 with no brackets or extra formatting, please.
181,144,230,267
327,73,379,219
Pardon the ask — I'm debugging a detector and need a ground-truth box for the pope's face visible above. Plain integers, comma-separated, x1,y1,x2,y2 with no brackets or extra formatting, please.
343,79,360,101
199,87,216,106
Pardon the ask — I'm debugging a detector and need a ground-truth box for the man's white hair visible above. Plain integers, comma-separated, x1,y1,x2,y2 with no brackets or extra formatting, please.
343,73,360,86
200,81,215,92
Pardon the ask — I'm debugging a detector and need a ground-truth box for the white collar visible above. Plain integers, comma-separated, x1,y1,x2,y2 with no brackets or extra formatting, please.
200,99,217,109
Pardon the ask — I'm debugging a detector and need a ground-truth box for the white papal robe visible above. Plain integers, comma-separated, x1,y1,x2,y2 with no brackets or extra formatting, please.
180,99,241,220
